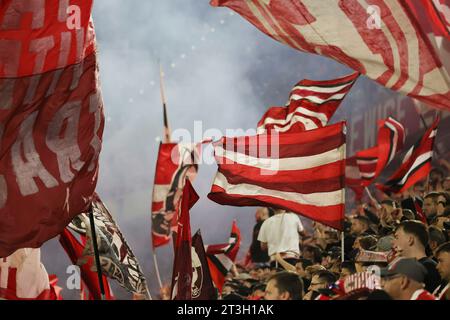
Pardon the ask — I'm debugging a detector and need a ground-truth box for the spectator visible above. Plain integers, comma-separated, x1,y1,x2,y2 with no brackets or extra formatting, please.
351,216,375,236
340,261,357,279
434,242,450,300
264,271,303,300
303,245,322,264
428,226,446,254
392,220,441,292
304,270,337,300
258,209,305,268
249,207,271,266
381,258,436,300
423,192,440,223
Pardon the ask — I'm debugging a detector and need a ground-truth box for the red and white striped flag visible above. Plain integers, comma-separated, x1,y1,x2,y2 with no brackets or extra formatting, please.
377,118,440,195
257,72,358,134
208,122,346,230
211,0,450,111
356,117,405,186
345,155,364,201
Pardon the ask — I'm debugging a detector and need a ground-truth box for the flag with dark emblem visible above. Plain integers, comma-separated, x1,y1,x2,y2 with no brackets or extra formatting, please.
68,194,150,298
257,72,358,134
210,0,450,111
0,0,104,258
151,142,200,248
191,230,216,300
171,179,199,300
377,118,440,195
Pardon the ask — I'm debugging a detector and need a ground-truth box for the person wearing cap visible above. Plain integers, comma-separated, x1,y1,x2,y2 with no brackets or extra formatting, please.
381,258,436,300
392,220,441,292
434,242,450,300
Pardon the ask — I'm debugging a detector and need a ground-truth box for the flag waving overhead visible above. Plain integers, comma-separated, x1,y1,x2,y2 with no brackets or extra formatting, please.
211,0,450,111
356,117,405,186
171,179,199,300
68,194,150,298
257,72,358,134
0,0,104,257
151,142,200,248
377,118,440,195
345,155,364,201
407,0,450,39
208,122,346,230
206,221,241,292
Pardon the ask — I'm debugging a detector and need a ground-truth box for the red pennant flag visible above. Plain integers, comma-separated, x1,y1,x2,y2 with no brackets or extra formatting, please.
59,228,114,300
151,143,200,248
208,122,346,230
0,0,104,257
211,0,450,111
206,221,242,293
171,179,199,300
257,72,358,134
377,118,440,195
356,117,405,186
191,230,217,300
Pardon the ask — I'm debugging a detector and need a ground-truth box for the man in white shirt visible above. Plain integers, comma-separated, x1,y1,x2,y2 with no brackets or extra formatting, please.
257,208,305,268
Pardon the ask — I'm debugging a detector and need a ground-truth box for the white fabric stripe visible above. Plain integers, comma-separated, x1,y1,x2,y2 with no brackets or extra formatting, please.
398,151,433,185
213,172,344,207
289,92,346,104
291,82,352,93
260,114,319,132
429,129,437,138
402,145,414,164
357,159,378,165
215,145,345,171
360,172,375,178
285,107,328,126
152,184,170,203
214,253,233,271
385,121,399,163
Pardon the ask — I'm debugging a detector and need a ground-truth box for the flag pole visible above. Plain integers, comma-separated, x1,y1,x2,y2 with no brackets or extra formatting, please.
365,187,381,210
341,232,345,263
152,250,164,289
159,63,171,143
88,204,106,300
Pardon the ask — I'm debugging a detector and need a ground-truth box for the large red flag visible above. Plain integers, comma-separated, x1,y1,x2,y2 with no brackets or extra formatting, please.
377,118,440,195
0,0,104,257
407,0,450,39
257,72,358,134
59,228,114,300
211,0,450,111
208,122,346,230
171,179,199,300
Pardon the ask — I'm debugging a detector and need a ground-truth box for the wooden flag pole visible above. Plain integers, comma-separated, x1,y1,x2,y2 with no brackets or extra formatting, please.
152,250,164,289
341,231,345,263
88,205,106,300
159,63,171,143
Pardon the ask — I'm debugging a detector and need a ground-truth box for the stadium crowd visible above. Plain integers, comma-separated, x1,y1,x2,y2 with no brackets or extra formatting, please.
159,162,450,300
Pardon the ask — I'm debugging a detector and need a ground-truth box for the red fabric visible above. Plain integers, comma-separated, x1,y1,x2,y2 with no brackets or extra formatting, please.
414,198,428,225
59,228,114,300
407,0,450,39
211,0,450,111
0,0,104,257
191,231,216,300
171,180,199,300
411,289,436,300
377,118,440,195
208,122,346,230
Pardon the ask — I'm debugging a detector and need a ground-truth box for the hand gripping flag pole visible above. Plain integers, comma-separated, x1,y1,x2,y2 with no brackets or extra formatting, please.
88,204,106,300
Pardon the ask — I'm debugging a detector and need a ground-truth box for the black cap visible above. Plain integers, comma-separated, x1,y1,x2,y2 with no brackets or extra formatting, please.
380,258,428,283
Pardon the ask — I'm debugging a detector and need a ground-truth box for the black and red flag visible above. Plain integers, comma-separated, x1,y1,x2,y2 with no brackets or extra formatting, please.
59,228,114,300
0,0,104,257
355,117,405,186
151,143,200,248
206,220,241,292
377,118,440,195
171,179,199,300
257,72,358,134
208,122,347,230
407,0,450,39
191,230,216,300
210,0,450,111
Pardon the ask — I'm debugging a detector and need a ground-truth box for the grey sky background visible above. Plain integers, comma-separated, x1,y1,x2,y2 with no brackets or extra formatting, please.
41,0,395,299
